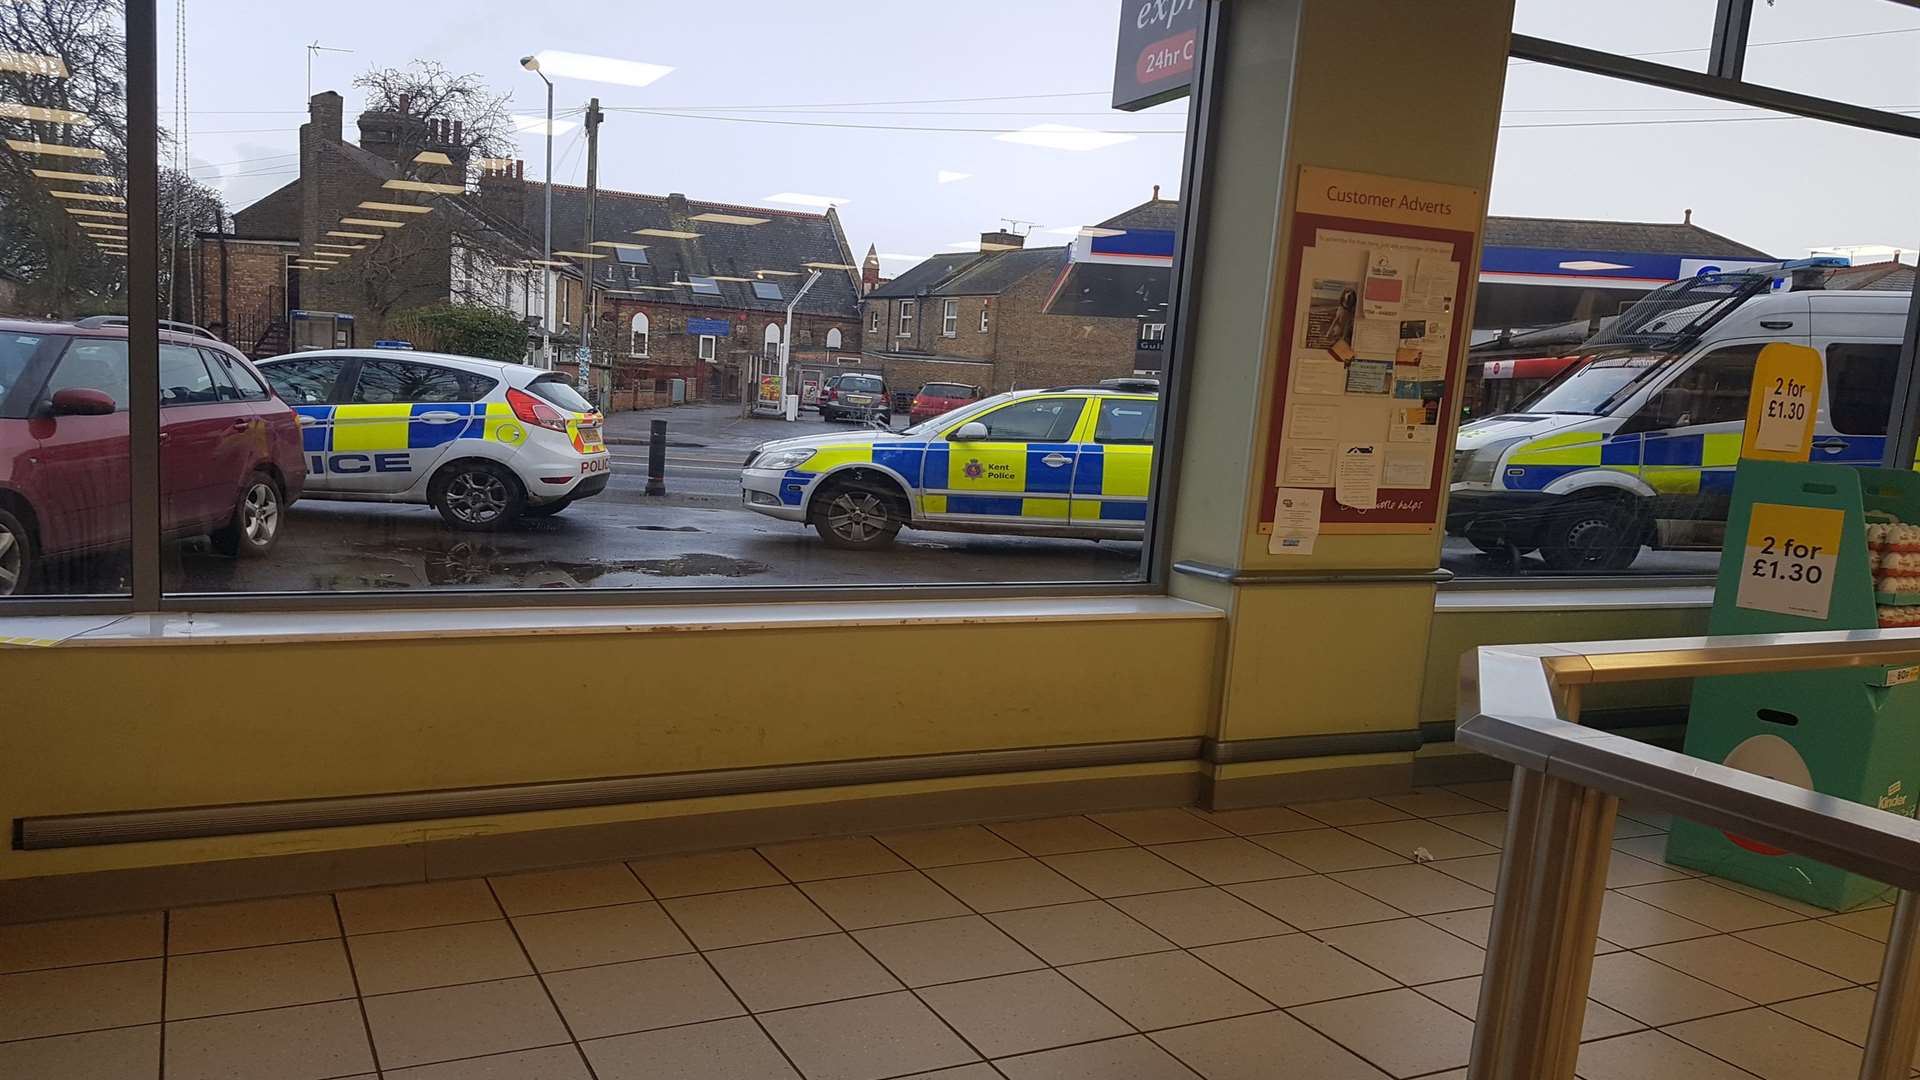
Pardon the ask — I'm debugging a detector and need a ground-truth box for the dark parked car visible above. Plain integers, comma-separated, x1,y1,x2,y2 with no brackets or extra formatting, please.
909,381,983,425
818,372,891,424
0,317,306,595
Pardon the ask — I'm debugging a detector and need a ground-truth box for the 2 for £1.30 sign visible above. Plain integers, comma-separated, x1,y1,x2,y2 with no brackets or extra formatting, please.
1735,502,1843,620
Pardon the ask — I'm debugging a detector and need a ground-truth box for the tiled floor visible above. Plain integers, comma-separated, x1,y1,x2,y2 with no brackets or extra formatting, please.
0,784,1905,1079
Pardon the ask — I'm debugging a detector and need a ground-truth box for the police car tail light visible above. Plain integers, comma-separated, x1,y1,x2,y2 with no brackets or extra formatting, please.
506,387,569,434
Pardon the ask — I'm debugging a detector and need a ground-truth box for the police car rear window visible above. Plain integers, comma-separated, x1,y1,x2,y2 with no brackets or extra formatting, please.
529,375,594,413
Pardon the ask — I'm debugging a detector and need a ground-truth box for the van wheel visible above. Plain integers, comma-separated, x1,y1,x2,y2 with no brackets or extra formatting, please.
0,508,34,596
1541,501,1641,572
812,481,903,549
431,461,526,530
211,472,283,558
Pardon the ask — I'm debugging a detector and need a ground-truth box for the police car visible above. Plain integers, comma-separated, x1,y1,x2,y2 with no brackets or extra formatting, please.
1449,260,1910,570
741,383,1157,548
255,347,610,529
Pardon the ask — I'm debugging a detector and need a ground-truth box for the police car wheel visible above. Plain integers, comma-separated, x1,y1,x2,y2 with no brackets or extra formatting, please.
812,484,902,549
0,508,34,596
1541,502,1640,572
431,461,526,530
211,473,282,558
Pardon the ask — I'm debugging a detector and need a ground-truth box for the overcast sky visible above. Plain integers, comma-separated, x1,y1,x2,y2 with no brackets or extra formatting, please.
163,0,1920,270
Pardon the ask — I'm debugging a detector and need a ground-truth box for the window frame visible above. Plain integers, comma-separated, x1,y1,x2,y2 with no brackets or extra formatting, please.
869,307,880,333
942,298,958,337
630,311,650,358
898,300,915,337
698,334,717,362
980,303,991,333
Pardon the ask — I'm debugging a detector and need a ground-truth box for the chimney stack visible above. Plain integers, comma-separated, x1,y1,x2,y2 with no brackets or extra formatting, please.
1153,184,1161,200
1684,208,1693,225
979,229,1024,251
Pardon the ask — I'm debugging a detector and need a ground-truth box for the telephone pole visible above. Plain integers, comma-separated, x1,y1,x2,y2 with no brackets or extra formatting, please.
579,97,604,396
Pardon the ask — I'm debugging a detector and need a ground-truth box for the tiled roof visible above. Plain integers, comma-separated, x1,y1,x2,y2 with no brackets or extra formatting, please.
1098,198,1181,232
867,253,984,299
1484,216,1771,259
867,247,1067,300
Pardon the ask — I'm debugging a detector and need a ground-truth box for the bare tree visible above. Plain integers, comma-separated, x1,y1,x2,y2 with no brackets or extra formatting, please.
352,60,515,183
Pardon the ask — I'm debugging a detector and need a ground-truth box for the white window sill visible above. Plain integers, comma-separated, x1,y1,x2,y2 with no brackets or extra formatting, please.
1435,584,1713,613
0,597,1223,649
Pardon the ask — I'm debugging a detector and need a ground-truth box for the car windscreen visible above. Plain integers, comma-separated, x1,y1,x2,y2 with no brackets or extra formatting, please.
841,376,883,393
0,332,44,405
922,383,971,398
1514,352,1672,416
529,375,595,413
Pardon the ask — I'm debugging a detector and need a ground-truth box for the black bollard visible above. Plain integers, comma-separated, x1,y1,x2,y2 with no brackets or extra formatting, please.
646,419,667,496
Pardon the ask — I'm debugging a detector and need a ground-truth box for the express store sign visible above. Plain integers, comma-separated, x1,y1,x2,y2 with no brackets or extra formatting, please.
1112,0,1200,111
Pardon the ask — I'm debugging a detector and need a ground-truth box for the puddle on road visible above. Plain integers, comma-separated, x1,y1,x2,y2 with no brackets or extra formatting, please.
334,538,770,587
630,525,703,533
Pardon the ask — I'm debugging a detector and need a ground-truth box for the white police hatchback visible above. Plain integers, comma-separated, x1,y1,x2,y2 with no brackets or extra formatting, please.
256,349,610,529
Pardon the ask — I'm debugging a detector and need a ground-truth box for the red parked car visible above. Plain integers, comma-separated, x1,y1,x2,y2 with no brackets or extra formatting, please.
0,317,306,595
908,381,983,425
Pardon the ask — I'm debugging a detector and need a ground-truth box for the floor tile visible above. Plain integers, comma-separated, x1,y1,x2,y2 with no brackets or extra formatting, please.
706,933,901,1011
1152,1010,1388,1079
1413,975,1641,1041
877,825,1023,868
0,911,163,974
169,894,339,955
167,938,357,1019
854,915,1045,987
1374,788,1493,818
1605,851,1693,888
1227,876,1405,930
361,975,569,1069
759,836,912,881
1585,950,1754,1026
1668,1007,1863,1080
997,1035,1201,1080
0,1024,160,1080
1342,819,1497,862
1428,811,1508,848
1290,987,1473,1078
1252,829,1406,873
1613,833,1702,873
662,886,837,950
1823,905,1893,943
1146,837,1312,885
1315,917,1485,986
384,1045,593,1080
1576,1030,1762,1080
1612,816,1665,840
1291,798,1410,827
917,969,1130,1057
1443,780,1512,809
164,999,373,1080
0,958,161,1040
513,900,692,971
761,991,979,1080
1110,887,1294,948
1639,935,1850,1004
335,879,500,935
925,858,1095,912
1618,805,1675,831
1062,950,1269,1030
1429,854,1502,891
1330,864,1492,916
986,816,1131,856
628,849,787,898
1089,807,1230,844
799,870,970,930
1619,878,1804,932
1596,891,1719,948
583,1016,799,1080
544,953,745,1039
1769,987,1877,1046
1420,908,1495,949
894,1068,1002,1080
347,919,531,995
1191,933,1395,1007
1712,879,1847,920
989,900,1174,965
488,863,650,916
1042,848,1207,897
1185,805,1322,836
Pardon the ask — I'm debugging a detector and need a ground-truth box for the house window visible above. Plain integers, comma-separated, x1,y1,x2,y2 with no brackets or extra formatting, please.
752,280,783,301
630,311,650,357
869,307,880,333
898,300,914,337
826,327,842,350
698,334,717,361
1139,322,1166,347
764,323,782,359
980,303,990,333
942,299,957,337
689,276,720,295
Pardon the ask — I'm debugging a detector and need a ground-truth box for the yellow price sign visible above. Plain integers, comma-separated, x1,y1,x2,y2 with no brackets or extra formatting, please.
1741,342,1823,462
1735,501,1842,619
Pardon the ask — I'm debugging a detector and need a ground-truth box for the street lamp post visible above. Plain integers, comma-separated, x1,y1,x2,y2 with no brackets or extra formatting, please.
520,55,553,369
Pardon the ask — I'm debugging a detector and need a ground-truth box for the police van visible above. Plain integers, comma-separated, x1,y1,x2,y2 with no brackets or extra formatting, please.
1448,260,1910,571
256,348,610,529
741,383,1157,548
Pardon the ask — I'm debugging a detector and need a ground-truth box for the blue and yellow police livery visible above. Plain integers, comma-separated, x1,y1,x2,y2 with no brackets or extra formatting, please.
741,386,1158,549
256,349,609,530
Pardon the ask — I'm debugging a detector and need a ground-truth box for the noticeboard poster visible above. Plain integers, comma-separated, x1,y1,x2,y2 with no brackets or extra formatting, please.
1259,166,1481,545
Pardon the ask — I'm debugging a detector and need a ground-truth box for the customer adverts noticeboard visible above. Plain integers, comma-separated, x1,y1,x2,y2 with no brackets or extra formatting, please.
1736,502,1843,620
1260,166,1480,550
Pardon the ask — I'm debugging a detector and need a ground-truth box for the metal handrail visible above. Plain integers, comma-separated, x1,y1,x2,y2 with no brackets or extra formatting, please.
1459,629,1920,1080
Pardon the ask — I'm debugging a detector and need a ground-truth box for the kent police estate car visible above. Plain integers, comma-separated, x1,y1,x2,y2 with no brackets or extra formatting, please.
256,349,609,529
742,384,1158,548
